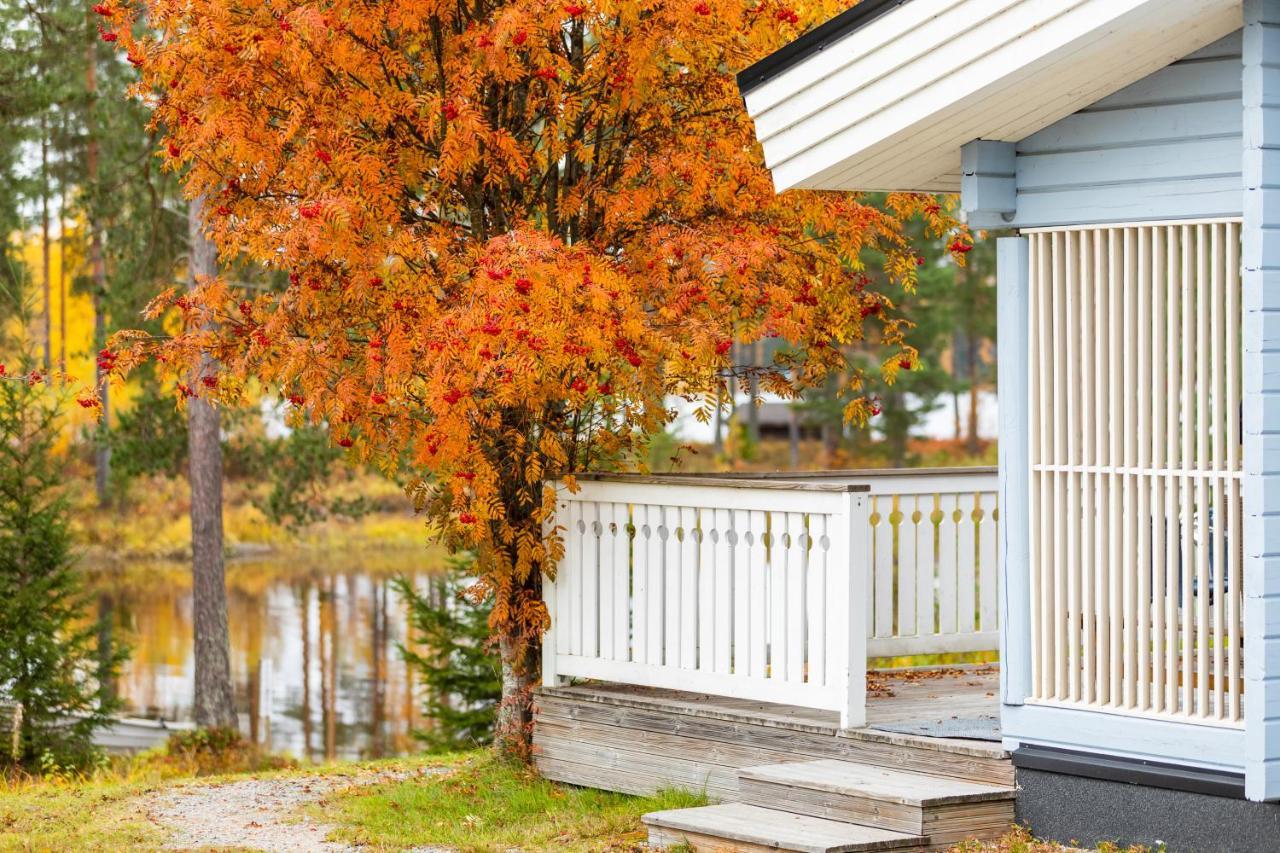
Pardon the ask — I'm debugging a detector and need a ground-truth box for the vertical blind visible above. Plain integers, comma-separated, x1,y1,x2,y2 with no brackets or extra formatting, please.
1027,221,1243,725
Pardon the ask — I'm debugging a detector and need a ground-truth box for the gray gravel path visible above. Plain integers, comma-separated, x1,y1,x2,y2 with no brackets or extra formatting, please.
145,769,442,852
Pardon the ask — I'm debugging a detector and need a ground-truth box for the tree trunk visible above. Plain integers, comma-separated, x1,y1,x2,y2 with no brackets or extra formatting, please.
495,631,537,759
58,185,67,370
787,405,801,468
40,117,51,373
187,195,237,730
493,548,542,759
299,581,313,759
86,22,111,506
746,341,761,445
96,592,116,703
965,334,982,455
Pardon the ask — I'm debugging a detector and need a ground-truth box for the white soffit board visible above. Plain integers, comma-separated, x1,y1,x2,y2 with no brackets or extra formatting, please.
742,0,1243,193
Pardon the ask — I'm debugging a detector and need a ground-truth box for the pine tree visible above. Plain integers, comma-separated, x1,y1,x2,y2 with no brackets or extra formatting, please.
0,353,122,770
397,556,501,753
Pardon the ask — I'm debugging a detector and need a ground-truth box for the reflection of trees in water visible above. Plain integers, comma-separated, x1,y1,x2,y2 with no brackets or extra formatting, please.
88,554,438,761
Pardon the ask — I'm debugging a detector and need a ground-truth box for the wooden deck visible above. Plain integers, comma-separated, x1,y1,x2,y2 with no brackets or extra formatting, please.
534,665,1011,804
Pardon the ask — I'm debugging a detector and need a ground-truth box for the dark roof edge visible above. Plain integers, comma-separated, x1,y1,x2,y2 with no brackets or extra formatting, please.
737,0,913,96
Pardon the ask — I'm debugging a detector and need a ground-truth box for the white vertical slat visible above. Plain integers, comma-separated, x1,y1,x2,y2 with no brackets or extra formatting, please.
749,509,769,680
1029,231,1046,697
873,496,895,638
807,513,828,686
697,508,715,672
785,512,806,684
897,495,919,638
1121,226,1138,710
1108,227,1123,708
1080,227,1097,705
732,509,751,675
1052,229,1068,701
958,493,977,636
581,501,600,660
1210,223,1226,720
565,498,583,657
1227,220,1242,723
611,503,630,661
1181,225,1196,718
979,492,999,633
1196,223,1211,719
1150,226,1168,712
597,505,614,662
1166,227,1182,715
938,493,960,638
661,507,679,667
1136,226,1153,711
648,504,667,666
768,512,787,681
917,495,937,638
714,507,734,675
1094,228,1110,707
679,506,698,670
1065,229,1081,702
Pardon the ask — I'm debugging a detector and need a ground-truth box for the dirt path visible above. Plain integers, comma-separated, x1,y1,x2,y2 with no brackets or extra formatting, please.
144,768,440,852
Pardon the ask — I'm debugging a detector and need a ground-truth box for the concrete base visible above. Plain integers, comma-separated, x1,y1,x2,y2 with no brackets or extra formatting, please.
1016,768,1280,852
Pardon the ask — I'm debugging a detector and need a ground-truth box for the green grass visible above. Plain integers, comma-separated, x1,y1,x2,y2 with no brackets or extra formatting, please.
321,752,707,852
0,777,163,853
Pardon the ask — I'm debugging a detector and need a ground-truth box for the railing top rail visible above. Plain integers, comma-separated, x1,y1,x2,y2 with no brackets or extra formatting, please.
652,466,997,480
572,472,869,492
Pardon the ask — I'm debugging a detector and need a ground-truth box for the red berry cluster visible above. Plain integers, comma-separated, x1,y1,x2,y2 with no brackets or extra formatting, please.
96,348,118,374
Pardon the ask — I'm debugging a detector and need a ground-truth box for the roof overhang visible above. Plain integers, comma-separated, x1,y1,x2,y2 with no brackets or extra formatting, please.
738,0,1243,193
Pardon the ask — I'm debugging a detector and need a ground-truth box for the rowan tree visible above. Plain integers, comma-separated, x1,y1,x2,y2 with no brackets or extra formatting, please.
101,0,966,754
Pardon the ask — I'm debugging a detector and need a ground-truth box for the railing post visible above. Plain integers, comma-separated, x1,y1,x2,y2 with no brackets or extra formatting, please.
837,489,869,729
542,489,568,688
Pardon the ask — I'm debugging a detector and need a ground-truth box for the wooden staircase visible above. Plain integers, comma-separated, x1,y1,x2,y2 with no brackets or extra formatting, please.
644,758,1016,852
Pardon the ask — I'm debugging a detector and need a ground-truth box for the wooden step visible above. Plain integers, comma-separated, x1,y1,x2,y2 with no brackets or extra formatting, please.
643,803,926,853
737,759,1015,846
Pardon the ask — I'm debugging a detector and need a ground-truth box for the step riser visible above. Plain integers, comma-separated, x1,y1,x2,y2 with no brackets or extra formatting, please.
924,800,1017,847
644,803,926,853
737,772,1015,845
739,777,925,835
648,827,927,853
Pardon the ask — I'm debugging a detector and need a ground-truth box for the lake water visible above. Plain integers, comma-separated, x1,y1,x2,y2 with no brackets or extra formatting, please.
90,549,442,761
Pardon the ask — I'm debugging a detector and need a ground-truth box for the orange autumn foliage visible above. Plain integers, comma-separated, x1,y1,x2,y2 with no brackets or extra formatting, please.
102,0,963,748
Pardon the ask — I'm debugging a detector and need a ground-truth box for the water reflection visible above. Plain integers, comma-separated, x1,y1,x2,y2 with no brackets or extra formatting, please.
91,550,440,761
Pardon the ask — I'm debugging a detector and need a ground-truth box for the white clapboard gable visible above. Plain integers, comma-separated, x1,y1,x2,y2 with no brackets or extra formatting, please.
740,0,1242,192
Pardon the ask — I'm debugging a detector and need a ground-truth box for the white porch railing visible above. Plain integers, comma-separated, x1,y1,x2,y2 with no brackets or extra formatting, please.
541,468,999,729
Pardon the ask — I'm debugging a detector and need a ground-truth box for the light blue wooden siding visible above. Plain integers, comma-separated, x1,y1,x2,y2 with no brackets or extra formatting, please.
1242,0,1280,803
1010,32,1243,228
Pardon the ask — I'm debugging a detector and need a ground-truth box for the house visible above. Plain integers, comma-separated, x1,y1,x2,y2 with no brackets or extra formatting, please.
532,1,1278,850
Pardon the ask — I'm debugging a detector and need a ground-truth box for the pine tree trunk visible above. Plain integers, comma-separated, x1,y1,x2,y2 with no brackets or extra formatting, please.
40,117,51,373
187,195,237,729
966,338,981,455
86,21,111,506
788,406,801,468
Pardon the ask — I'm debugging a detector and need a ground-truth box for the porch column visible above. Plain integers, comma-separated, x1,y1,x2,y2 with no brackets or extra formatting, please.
996,236,1032,710
1243,0,1280,802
